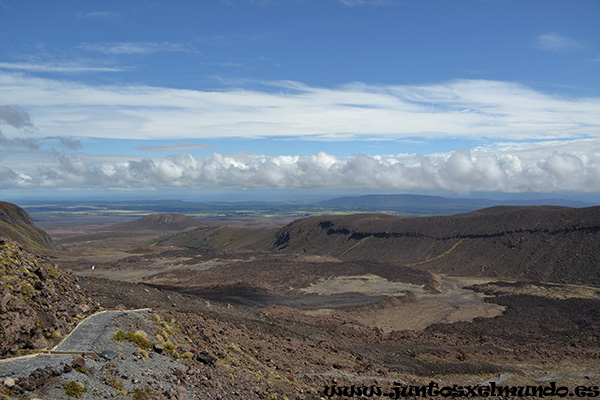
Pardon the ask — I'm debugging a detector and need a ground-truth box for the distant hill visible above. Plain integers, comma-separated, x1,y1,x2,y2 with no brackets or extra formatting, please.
0,201,55,252
272,206,600,286
319,194,594,215
109,213,205,232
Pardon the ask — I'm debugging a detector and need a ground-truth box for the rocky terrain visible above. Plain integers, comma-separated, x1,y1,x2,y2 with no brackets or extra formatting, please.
1,201,600,399
0,236,98,358
154,206,600,286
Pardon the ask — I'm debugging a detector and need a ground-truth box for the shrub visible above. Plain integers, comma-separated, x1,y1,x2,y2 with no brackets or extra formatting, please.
113,329,154,351
63,381,87,398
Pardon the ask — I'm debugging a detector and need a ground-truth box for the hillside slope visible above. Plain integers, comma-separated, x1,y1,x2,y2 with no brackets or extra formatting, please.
157,225,278,250
273,206,600,286
0,201,55,252
0,237,97,357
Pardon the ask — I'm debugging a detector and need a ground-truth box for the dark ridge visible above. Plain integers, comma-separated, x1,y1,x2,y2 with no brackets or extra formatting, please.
272,206,600,286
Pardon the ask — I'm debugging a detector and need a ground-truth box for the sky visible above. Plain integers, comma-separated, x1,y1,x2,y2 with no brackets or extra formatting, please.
0,0,599,202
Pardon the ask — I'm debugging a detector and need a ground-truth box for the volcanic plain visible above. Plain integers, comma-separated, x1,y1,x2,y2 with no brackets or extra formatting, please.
3,202,600,398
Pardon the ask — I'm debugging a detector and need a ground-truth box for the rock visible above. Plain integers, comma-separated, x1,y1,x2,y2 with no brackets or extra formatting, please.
45,366,62,377
2,377,15,388
71,357,86,371
33,266,48,281
98,350,119,360
0,291,12,313
30,368,44,379
169,386,189,400
154,343,165,354
32,338,47,350
63,364,73,373
195,350,217,367
18,378,37,392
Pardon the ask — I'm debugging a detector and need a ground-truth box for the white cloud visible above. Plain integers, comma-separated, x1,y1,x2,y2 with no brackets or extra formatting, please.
0,73,598,142
78,41,199,55
536,33,585,52
0,62,123,73
79,11,121,19
3,139,599,193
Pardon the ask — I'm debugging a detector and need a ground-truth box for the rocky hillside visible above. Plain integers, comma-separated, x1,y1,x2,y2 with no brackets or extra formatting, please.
0,201,54,253
157,225,277,250
0,237,98,357
273,206,600,286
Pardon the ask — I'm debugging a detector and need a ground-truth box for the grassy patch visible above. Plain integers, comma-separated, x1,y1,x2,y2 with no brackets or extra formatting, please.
63,381,87,398
132,387,159,400
112,329,154,351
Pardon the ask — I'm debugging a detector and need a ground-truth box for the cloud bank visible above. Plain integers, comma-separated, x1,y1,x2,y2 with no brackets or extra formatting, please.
1,74,598,194
2,142,599,193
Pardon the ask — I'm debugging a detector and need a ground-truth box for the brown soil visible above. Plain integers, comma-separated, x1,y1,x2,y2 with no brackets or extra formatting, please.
86,275,600,392
13,204,599,397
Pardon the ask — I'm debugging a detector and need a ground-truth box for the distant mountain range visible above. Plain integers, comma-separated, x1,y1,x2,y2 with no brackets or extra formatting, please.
319,194,594,215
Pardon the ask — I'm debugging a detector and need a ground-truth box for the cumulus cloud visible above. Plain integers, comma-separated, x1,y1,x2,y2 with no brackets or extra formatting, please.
1,73,598,142
0,164,32,189
44,136,83,150
7,141,597,193
0,131,39,149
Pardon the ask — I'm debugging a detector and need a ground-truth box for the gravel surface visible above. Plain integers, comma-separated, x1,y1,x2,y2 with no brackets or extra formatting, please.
39,311,195,399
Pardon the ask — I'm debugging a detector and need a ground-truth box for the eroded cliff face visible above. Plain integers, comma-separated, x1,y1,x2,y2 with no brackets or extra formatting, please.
0,237,98,357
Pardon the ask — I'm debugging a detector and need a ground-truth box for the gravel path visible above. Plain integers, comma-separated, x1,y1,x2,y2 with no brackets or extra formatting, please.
0,309,150,379
54,309,150,352
0,354,74,379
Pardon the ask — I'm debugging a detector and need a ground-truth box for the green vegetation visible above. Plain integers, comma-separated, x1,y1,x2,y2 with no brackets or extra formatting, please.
63,381,88,398
132,387,159,400
74,363,87,375
48,265,58,278
112,329,154,352
108,376,125,391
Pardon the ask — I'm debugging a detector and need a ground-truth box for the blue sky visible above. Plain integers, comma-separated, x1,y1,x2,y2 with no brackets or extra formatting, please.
0,0,599,201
